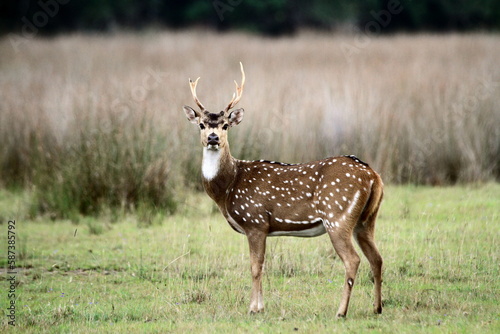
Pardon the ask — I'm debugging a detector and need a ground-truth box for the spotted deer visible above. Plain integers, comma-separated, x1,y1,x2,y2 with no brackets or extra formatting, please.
183,63,384,318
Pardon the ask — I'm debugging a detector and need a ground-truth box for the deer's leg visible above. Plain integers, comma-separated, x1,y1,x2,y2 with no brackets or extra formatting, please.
354,223,383,314
328,230,360,318
247,230,267,314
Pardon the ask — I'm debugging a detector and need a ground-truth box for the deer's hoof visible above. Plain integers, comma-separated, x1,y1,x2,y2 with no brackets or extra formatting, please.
249,308,264,315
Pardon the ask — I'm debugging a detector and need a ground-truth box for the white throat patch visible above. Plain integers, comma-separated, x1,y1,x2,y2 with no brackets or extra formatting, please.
202,147,221,181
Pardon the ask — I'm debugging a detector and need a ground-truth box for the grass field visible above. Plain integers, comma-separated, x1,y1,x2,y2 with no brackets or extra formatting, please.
0,32,499,218
1,184,499,333
0,30,499,333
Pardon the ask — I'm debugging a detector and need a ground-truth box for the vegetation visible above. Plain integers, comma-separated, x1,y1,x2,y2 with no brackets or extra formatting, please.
2,0,500,35
0,32,498,217
1,13,498,333
0,184,498,332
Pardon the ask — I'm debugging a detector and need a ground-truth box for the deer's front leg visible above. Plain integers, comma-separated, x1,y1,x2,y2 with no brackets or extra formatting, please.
247,230,267,314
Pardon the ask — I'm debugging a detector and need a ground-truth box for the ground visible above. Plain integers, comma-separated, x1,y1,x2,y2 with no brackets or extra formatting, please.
0,184,499,333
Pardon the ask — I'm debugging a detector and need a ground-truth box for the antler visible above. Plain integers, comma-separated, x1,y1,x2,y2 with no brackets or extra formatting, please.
224,62,245,113
189,77,206,111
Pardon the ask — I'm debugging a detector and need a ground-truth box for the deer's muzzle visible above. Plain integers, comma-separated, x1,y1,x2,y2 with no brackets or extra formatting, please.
207,133,219,146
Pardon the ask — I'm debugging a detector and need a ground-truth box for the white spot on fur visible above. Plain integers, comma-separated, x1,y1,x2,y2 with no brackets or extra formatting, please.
347,191,360,214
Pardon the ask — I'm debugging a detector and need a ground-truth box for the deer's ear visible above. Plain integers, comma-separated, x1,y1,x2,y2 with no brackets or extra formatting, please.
229,108,244,126
183,105,200,124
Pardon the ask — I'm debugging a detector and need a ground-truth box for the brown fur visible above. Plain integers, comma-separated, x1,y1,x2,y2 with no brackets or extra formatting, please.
184,66,384,317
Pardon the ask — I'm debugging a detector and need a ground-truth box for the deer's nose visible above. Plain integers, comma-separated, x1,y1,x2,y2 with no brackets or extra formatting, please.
207,133,219,145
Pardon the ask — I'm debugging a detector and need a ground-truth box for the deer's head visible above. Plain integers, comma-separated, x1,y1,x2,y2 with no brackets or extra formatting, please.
183,63,245,151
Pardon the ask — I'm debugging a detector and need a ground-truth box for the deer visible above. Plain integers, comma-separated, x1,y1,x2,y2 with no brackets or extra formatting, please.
183,63,384,318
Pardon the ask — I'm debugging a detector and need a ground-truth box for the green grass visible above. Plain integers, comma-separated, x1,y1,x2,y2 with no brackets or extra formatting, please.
1,184,499,333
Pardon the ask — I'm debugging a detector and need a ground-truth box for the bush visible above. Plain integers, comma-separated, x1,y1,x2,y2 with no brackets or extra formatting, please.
30,113,177,219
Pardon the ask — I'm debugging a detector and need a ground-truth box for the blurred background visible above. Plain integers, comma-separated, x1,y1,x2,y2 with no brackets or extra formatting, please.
2,0,500,35
0,0,499,220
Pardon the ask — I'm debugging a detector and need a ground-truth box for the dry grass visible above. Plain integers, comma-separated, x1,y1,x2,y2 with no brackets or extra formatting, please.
0,31,499,215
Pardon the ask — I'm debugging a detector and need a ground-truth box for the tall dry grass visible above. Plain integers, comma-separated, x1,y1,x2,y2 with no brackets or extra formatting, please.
0,31,498,216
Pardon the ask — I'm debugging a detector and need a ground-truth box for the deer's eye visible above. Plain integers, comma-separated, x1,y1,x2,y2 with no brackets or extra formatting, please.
222,124,229,130
199,123,205,130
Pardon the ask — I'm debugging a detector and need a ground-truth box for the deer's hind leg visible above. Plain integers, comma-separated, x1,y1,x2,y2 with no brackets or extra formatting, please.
354,217,383,314
326,226,360,318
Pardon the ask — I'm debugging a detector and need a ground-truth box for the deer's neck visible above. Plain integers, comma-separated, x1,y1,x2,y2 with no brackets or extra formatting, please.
202,146,237,204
